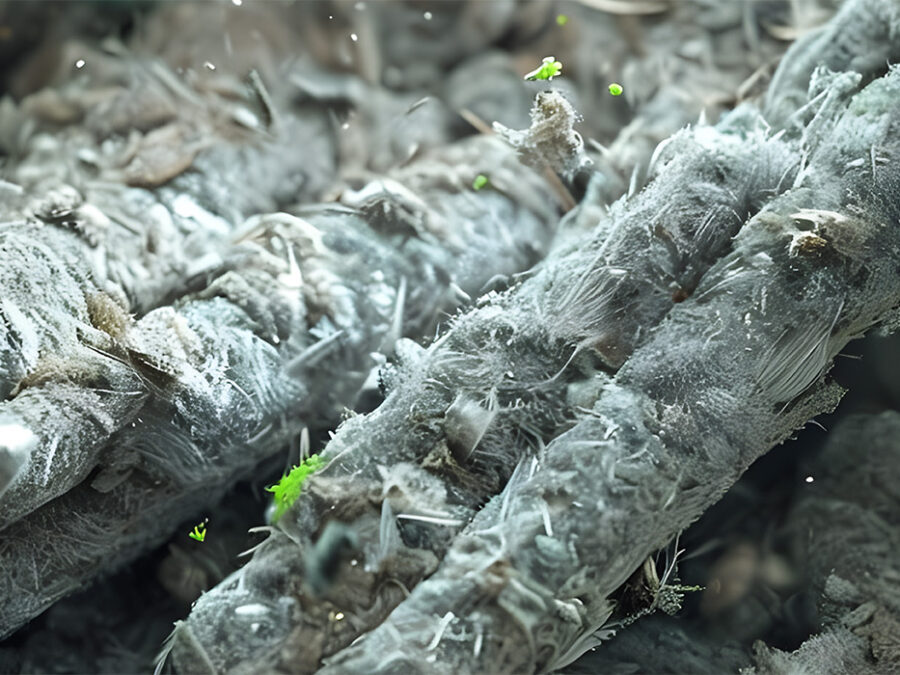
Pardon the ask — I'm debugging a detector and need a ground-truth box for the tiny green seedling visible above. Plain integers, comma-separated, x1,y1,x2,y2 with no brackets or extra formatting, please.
472,174,489,191
188,519,207,542
266,453,326,522
524,56,563,81
556,14,568,26
608,82,624,96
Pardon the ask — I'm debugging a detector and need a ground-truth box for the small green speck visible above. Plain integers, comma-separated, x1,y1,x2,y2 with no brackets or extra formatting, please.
608,82,624,96
524,56,563,81
188,520,207,542
556,14,568,26
472,174,489,191
266,454,326,522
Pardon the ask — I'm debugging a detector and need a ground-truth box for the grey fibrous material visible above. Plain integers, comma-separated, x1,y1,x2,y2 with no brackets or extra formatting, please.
748,413,900,674
2,0,888,671
0,46,347,531
0,86,559,640
493,92,591,180
323,59,900,673
574,0,823,205
762,0,900,129
169,86,802,673
0,0,795,650
167,3,900,672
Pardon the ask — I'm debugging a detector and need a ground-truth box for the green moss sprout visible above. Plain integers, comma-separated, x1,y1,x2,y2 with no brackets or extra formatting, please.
524,56,562,81
188,519,208,542
266,454,326,521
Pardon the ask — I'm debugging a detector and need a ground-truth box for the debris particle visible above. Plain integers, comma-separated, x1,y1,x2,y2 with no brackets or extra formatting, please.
350,33,359,42
492,91,587,181
232,0,242,5
75,59,85,69
805,476,815,483
424,11,433,20
472,174,489,191
608,82,624,96
789,231,827,257
204,61,216,71
405,97,430,115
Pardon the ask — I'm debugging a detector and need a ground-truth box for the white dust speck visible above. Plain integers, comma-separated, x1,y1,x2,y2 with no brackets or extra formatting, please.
424,11,433,20
234,603,270,616
75,59,85,69
350,33,358,42
805,475,814,483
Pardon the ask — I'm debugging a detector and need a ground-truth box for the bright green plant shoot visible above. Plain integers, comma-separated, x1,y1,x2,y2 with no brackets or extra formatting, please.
266,454,326,521
608,82,624,96
188,520,207,542
472,174,489,190
524,56,562,81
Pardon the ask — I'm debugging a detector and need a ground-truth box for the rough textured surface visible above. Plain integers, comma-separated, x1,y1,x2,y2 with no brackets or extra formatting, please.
0,128,560,636
0,39,562,639
169,98,801,675
326,60,900,671
748,413,900,675
172,3,900,673
6,1,900,674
